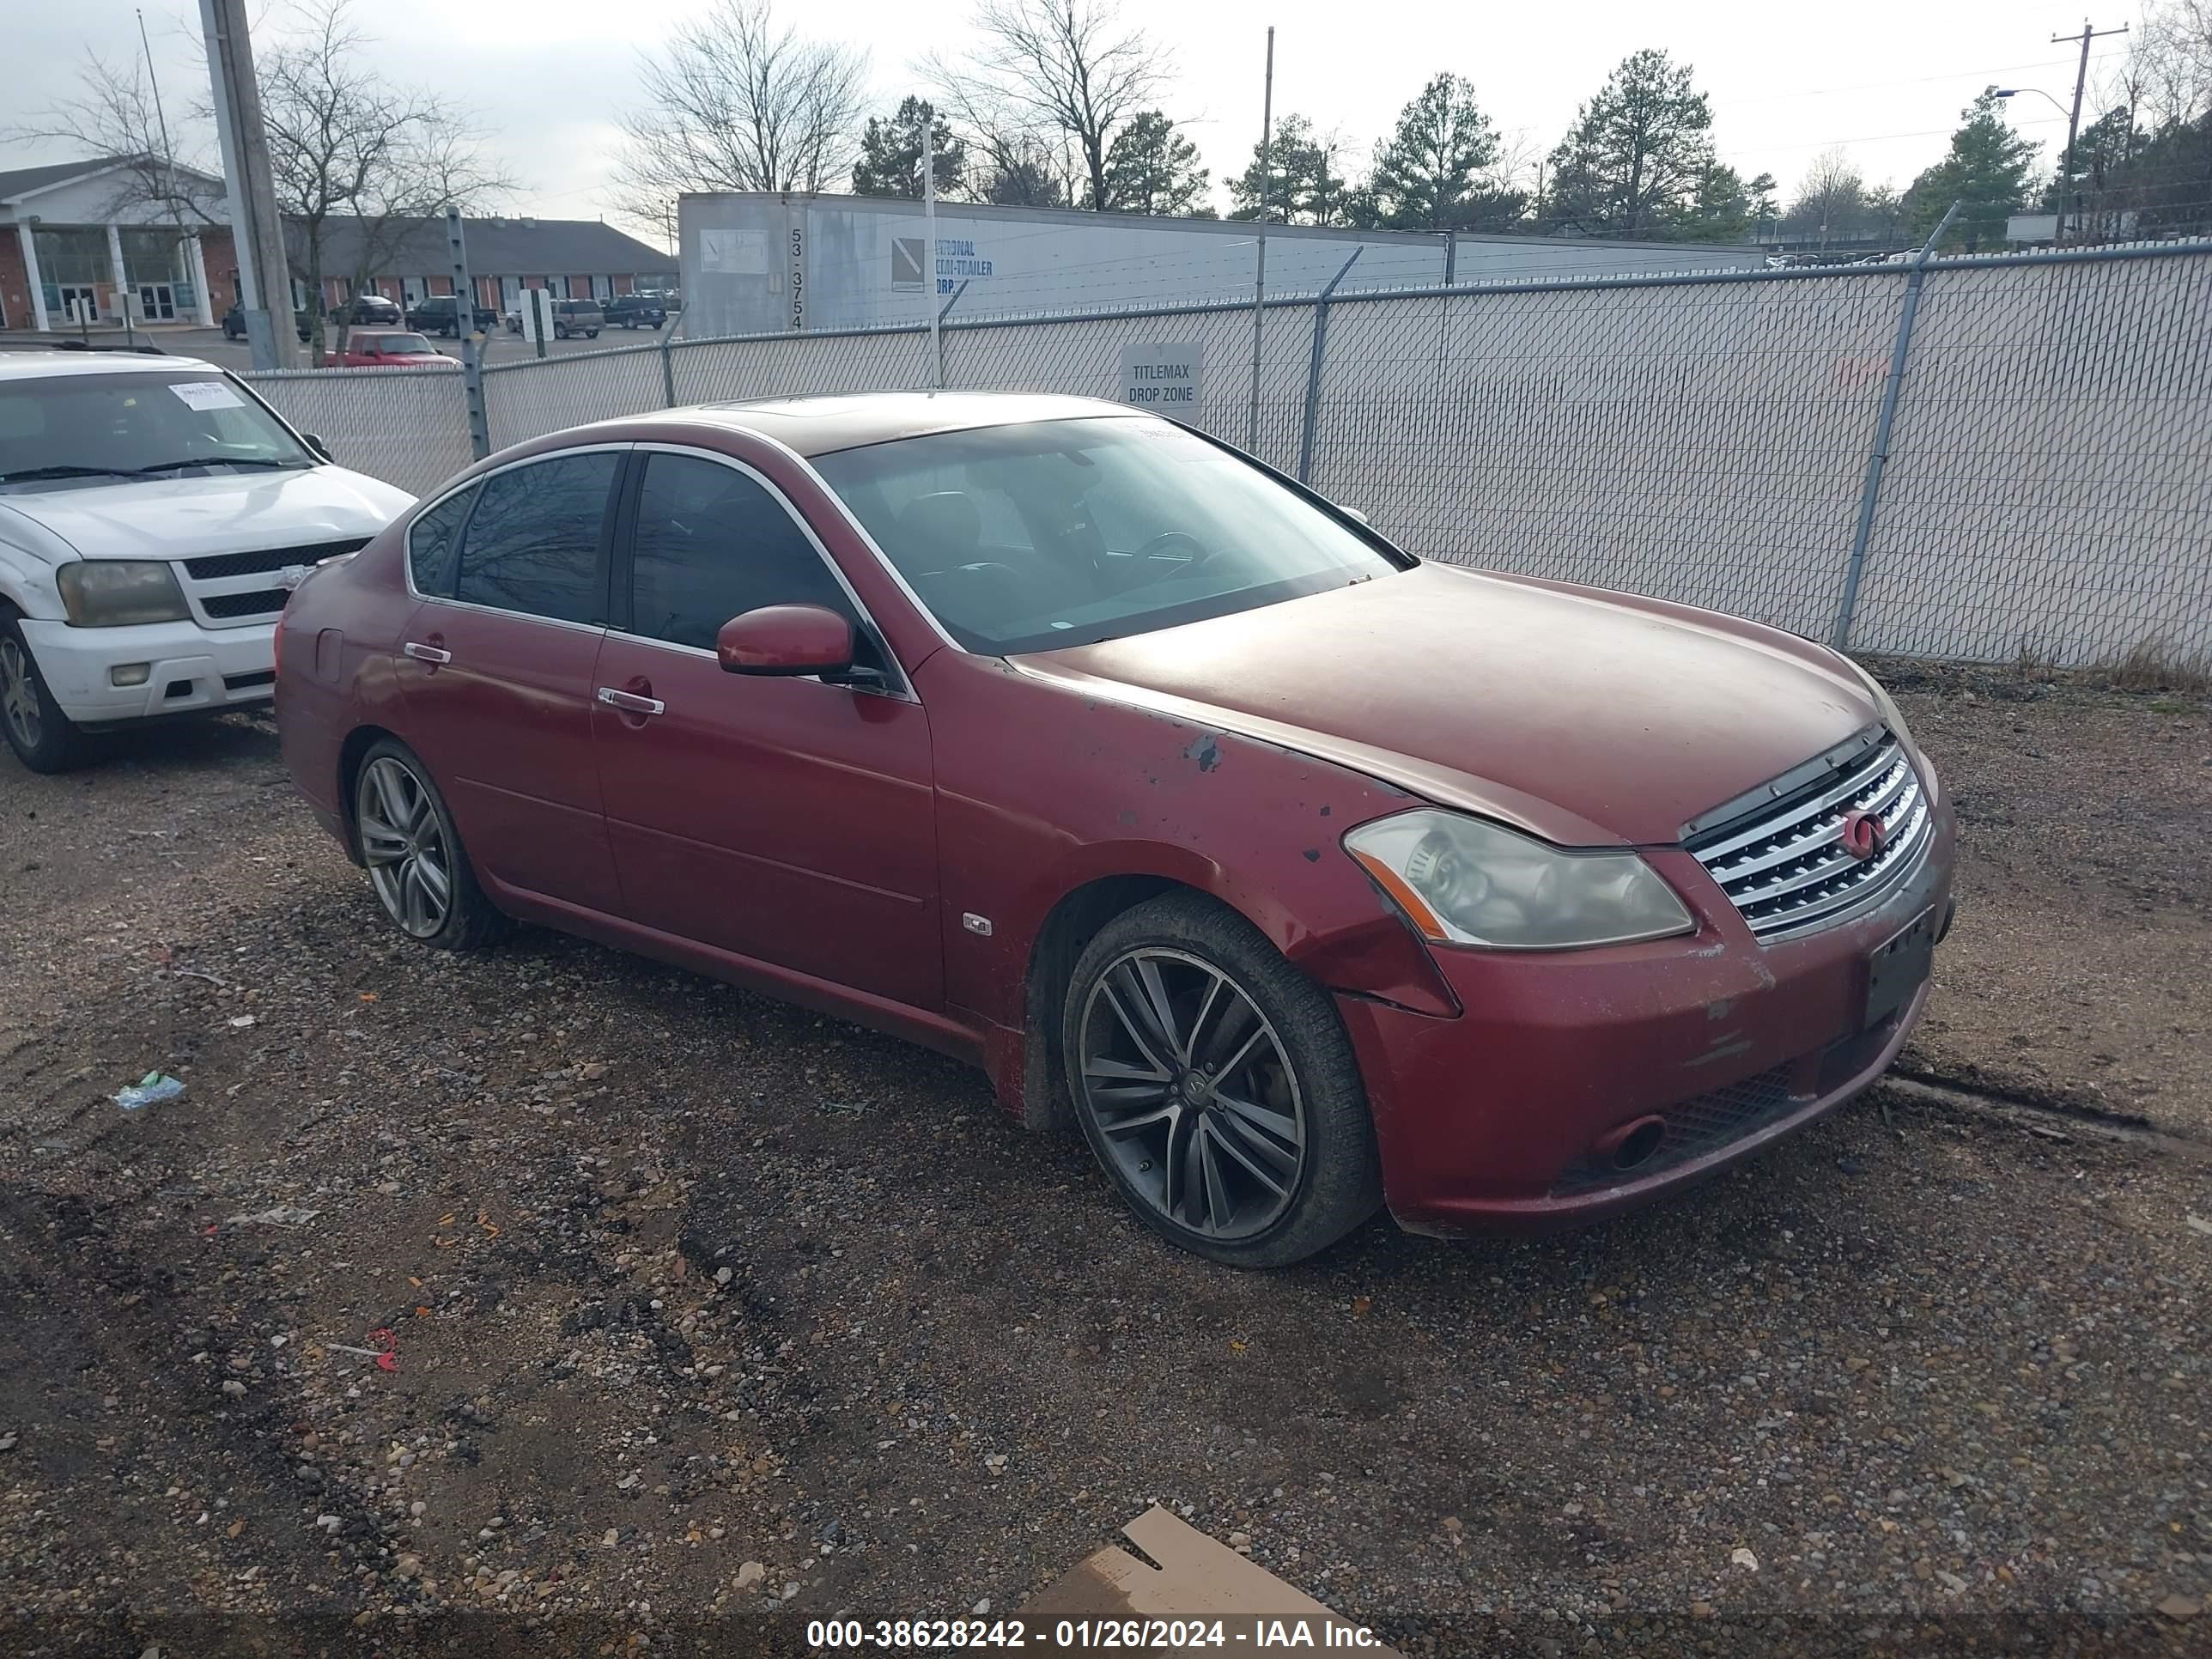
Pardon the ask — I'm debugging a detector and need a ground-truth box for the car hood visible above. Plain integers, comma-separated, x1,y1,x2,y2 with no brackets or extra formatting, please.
1015,562,1879,847
0,465,414,562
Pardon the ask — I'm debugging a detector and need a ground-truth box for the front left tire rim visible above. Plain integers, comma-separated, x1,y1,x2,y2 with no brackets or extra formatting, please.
1076,947,1308,1241
1,636,45,752
357,756,453,938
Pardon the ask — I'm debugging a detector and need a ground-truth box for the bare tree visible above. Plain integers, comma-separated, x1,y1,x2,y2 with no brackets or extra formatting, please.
2130,0,2212,126
924,0,1173,211
612,0,867,236
9,49,227,226
1784,147,1866,243
255,0,511,359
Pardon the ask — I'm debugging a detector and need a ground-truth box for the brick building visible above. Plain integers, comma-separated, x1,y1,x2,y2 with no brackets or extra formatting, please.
0,155,234,331
1,152,673,331
296,215,676,315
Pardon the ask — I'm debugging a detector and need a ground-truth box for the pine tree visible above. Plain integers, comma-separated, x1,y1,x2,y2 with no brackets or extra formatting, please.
1543,49,1717,236
1369,73,1499,231
1228,114,1352,225
852,97,964,199
1905,88,2041,246
1101,111,1209,215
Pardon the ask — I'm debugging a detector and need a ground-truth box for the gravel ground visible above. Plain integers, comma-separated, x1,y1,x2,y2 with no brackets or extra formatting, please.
1,678,2208,1656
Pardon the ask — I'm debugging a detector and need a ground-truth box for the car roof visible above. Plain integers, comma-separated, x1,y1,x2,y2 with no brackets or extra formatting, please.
0,350,222,381
612,392,1147,458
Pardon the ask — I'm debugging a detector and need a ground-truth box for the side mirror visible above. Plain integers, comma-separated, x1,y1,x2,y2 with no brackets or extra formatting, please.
716,604,855,678
301,433,332,463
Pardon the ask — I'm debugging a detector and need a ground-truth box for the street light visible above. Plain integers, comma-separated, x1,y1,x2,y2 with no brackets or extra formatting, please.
1993,87,2070,118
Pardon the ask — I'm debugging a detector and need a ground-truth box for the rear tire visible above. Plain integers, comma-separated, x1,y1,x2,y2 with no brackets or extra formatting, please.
1061,892,1382,1268
0,611,91,774
352,738,507,951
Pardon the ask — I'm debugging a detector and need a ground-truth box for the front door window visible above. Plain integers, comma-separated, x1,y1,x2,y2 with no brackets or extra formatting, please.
137,283,177,322
58,286,99,325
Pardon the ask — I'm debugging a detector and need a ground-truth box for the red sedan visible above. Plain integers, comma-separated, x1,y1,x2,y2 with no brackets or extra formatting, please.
333,330,459,370
275,394,1954,1267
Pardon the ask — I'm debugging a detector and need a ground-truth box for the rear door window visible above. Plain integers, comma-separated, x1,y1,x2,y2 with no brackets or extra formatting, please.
451,452,621,623
407,483,478,597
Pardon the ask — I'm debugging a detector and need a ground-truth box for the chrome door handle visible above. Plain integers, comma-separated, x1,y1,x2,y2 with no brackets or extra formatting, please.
403,641,451,664
596,686,666,715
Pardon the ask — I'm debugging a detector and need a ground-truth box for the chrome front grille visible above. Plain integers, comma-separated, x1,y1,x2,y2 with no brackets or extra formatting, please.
1687,732,1930,942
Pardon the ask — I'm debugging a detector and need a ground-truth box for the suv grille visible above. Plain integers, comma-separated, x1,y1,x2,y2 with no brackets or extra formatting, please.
184,538,370,582
1687,731,1929,941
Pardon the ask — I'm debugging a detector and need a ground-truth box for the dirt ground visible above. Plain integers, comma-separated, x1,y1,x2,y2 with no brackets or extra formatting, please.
1,676,2208,1656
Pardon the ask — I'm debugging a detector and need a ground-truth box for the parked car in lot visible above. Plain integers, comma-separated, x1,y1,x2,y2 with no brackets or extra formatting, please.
604,293,670,329
221,304,318,343
0,350,411,772
275,392,1954,1267
329,295,404,327
502,297,603,338
331,331,459,370
404,295,499,337
552,300,603,339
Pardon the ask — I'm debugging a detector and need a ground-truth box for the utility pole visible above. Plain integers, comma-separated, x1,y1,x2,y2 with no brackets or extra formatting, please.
923,115,942,390
1247,25,1274,453
199,0,297,368
2052,18,2127,245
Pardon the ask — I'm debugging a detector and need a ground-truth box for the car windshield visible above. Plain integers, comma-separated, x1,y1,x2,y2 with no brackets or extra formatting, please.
370,334,434,354
0,369,313,491
811,416,1407,653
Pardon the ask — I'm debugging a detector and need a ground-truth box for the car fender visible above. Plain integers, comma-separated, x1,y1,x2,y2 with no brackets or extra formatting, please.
0,509,77,621
915,649,1460,1122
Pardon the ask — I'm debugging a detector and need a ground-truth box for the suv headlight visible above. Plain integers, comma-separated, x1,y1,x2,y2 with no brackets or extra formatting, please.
57,561,191,627
1346,810,1694,950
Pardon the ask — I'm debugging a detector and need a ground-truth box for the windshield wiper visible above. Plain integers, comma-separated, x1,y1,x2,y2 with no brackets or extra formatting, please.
0,465,139,483
131,457,302,475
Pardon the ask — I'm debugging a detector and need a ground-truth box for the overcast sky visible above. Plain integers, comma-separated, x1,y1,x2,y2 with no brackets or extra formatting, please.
8,0,2136,246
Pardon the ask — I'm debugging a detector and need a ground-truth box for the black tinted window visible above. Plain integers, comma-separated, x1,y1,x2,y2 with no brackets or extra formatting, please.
407,484,477,596
627,454,853,649
453,453,618,623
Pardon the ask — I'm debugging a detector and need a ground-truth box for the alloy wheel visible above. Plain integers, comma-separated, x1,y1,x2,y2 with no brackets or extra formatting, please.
1076,947,1308,1241
357,756,453,938
1,637,44,752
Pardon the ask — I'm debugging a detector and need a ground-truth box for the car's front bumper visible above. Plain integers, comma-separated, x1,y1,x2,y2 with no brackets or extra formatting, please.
1337,784,1956,1234
19,617,276,726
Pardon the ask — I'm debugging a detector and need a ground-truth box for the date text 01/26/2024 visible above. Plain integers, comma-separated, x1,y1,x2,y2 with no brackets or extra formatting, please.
806,1618,1389,1650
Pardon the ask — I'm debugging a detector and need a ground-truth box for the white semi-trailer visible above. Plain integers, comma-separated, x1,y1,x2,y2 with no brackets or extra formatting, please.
678,192,1764,338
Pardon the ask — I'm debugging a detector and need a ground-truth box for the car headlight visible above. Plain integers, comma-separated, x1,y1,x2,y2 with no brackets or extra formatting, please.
57,561,191,627
1345,810,1695,950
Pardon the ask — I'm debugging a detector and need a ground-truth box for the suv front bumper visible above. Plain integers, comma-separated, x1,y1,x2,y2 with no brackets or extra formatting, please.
19,617,276,726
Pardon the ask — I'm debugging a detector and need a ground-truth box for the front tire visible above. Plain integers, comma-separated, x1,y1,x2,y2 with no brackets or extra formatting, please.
352,739,507,950
0,614,90,774
1061,893,1382,1267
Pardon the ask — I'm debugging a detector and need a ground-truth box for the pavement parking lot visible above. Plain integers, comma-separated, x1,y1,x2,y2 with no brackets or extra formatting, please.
1,318,676,374
0,666,2208,1654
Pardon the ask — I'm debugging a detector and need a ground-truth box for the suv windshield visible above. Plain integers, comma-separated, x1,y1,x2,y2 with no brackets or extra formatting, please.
811,417,1407,653
0,369,314,491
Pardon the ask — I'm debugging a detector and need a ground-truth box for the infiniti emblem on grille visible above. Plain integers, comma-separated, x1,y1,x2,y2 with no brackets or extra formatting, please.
1840,809,1888,861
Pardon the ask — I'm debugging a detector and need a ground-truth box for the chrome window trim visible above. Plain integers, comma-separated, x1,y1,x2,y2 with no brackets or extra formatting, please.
739,427,968,657
400,441,633,613
623,441,918,702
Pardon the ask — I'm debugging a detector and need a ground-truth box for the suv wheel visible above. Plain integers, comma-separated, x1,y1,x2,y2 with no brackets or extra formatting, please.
1061,892,1382,1268
1,612,90,774
353,740,507,949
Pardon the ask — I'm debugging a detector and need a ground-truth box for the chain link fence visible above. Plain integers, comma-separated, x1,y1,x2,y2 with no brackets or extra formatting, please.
247,241,2212,669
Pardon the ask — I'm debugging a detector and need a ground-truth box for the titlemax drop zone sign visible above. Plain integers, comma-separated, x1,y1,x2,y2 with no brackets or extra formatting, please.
1120,343,1202,411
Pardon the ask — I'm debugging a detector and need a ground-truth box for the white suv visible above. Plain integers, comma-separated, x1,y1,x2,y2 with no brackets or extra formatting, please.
0,349,413,771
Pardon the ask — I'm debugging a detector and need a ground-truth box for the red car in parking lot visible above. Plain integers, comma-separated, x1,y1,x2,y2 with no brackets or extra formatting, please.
276,393,1954,1267
332,331,459,370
